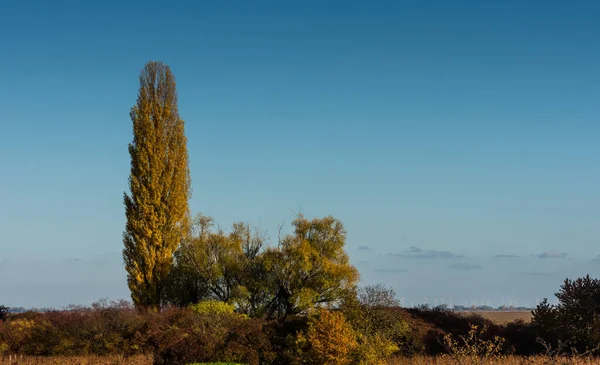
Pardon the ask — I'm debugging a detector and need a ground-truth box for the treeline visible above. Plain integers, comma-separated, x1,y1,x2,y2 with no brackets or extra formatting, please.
1,276,600,365
0,295,521,364
451,305,533,311
0,289,416,364
416,304,533,312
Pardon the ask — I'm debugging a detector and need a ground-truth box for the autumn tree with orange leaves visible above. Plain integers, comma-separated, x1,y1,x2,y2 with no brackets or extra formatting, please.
297,308,357,365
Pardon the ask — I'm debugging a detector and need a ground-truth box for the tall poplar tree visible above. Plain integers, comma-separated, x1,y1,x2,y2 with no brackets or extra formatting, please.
123,61,191,307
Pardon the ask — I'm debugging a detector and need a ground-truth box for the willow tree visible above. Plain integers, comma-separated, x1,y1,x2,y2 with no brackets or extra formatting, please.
262,215,360,319
168,213,268,311
123,61,191,307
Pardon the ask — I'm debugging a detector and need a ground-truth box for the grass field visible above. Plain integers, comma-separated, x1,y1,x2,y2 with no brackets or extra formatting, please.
460,310,533,324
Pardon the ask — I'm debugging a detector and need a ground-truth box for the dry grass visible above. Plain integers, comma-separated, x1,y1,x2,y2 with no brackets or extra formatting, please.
0,355,153,365
4,355,600,365
460,311,533,324
388,356,600,364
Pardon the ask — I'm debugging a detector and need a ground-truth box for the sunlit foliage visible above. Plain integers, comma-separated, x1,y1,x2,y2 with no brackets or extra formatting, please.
123,61,191,307
262,214,360,318
297,308,357,365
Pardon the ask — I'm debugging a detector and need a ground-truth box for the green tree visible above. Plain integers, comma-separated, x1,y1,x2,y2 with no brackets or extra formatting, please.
166,214,358,318
342,285,404,364
262,214,359,319
555,275,600,338
123,61,191,308
161,254,209,307
170,214,267,312
344,284,401,335
532,275,600,353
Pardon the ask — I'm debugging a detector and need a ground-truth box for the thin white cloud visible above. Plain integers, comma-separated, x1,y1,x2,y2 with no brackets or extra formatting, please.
388,246,464,259
537,251,568,259
449,263,482,270
374,269,410,273
494,254,520,259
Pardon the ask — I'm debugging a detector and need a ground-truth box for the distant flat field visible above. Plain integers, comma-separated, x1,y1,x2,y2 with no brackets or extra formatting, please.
460,311,533,324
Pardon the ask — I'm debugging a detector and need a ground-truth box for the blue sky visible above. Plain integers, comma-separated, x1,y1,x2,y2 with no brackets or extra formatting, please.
1,0,599,308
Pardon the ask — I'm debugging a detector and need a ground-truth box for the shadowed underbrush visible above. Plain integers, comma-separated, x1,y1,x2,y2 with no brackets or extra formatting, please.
0,354,153,364
0,300,276,365
0,299,597,365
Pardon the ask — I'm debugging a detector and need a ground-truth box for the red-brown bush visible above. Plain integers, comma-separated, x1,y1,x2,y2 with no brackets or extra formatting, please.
0,300,545,364
0,300,274,365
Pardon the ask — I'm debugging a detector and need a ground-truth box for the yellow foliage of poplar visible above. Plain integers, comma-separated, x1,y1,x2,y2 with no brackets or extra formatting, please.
123,61,191,308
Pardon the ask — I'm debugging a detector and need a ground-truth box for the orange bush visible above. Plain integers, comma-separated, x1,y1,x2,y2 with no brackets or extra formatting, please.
297,309,357,365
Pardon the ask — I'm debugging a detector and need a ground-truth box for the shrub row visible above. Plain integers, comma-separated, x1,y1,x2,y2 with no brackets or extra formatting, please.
0,300,275,365
0,300,545,365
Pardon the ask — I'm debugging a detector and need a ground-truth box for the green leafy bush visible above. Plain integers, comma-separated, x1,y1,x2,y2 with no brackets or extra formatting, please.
190,300,236,316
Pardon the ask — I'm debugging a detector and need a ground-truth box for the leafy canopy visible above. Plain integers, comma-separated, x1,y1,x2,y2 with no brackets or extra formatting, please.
262,214,359,318
165,214,359,319
123,61,191,307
